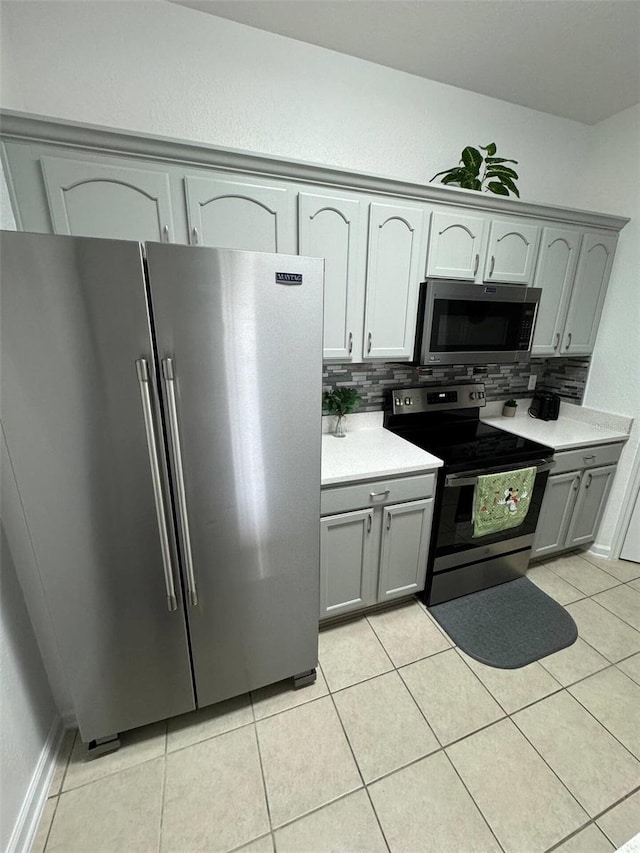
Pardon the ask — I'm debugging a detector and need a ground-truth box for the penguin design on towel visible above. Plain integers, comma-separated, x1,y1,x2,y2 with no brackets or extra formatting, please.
499,486,528,513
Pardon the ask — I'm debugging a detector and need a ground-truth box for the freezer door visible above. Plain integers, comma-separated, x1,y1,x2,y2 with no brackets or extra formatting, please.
146,244,323,707
1,231,195,742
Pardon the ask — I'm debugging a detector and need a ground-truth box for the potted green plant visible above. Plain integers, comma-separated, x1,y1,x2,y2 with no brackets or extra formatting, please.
323,387,362,437
502,399,518,417
431,143,520,197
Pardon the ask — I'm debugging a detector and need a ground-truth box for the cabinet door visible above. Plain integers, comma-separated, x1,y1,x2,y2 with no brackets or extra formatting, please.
532,228,582,356
561,231,617,355
532,472,581,558
484,219,540,284
41,155,176,242
184,175,296,253
320,509,376,619
426,210,485,280
364,202,427,359
298,192,366,360
566,464,617,548
378,499,433,602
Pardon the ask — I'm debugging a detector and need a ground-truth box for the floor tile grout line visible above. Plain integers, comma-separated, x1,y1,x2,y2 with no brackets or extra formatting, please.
579,552,640,583
40,792,60,853
508,685,624,822
57,750,169,796
565,681,640,765
440,747,508,853
252,720,275,838
571,594,640,642
157,748,168,853
325,687,392,853
545,783,640,853
587,594,640,633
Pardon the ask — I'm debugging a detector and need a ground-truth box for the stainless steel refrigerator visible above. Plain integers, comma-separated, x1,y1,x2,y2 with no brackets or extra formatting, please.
1,230,323,748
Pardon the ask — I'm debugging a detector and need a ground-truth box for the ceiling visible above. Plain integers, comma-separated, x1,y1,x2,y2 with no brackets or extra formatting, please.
171,0,640,125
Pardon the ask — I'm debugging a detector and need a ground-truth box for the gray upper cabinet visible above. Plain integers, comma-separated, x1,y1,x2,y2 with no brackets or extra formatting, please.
532,227,582,356
40,155,176,242
426,210,485,281
425,210,540,285
184,174,296,254
298,191,366,361
364,201,427,360
483,219,540,284
561,231,617,355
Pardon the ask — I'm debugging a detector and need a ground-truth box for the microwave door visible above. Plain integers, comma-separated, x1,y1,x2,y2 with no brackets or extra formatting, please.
417,280,540,365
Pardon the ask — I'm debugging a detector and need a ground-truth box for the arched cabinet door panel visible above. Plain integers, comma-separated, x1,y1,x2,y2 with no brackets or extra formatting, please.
426,210,486,280
484,219,540,284
41,155,176,242
298,192,366,361
184,175,296,254
532,227,582,356
562,231,617,355
364,202,427,360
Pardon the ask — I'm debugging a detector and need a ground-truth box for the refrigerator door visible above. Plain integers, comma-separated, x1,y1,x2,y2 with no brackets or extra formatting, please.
146,244,323,707
1,231,195,741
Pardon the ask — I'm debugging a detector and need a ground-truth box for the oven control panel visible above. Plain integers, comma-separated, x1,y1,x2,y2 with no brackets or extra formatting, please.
390,383,486,415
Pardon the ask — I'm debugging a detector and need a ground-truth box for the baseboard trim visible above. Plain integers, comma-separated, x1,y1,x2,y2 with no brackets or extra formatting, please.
5,715,64,853
588,542,612,559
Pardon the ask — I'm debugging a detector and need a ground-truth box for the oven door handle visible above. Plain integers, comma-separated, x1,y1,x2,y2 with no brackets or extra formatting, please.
445,459,555,488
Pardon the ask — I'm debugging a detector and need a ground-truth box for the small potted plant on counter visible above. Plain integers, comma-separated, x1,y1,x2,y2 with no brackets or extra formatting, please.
502,399,518,417
323,387,362,437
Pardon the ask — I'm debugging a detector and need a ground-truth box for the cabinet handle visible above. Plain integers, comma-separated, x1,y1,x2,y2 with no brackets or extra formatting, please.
367,332,372,354
554,333,560,351
348,331,353,355
565,332,572,351
573,478,580,491
370,489,390,499
473,253,479,276
191,227,199,246
163,225,170,243
489,255,495,277
583,455,596,462
386,514,392,530
367,514,372,533
585,473,593,489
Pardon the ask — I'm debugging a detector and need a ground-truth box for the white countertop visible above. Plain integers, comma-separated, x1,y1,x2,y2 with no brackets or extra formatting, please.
321,413,443,486
481,400,632,451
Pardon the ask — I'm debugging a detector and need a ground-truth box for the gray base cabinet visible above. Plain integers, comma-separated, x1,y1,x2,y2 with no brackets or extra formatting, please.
533,443,622,559
320,473,435,620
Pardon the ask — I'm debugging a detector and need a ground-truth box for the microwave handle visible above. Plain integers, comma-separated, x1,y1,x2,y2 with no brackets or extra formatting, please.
445,459,555,488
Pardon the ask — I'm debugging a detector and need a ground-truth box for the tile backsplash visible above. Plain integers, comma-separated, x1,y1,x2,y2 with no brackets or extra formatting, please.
323,357,590,412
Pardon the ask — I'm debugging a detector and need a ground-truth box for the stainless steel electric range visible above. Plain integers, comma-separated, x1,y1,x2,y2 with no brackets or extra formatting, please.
384,383,555,605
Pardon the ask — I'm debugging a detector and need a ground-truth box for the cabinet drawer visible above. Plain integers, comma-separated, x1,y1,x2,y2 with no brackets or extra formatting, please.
321,473,436,516
552,442,624,475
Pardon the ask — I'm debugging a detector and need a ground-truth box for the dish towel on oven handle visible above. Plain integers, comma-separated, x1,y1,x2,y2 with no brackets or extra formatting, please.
472,466,537,538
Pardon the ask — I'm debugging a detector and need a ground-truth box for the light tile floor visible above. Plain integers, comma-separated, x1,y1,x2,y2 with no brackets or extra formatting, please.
33,551,640,853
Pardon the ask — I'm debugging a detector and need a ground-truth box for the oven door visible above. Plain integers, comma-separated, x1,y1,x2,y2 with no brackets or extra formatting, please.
427,459,553,604
433,459,553,573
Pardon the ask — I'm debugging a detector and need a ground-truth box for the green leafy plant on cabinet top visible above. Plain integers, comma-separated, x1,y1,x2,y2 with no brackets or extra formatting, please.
323,387,362,417
431,142,520,198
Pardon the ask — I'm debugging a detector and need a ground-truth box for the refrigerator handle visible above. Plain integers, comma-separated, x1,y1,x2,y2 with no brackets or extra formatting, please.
161,357,198,607
135,359,178,612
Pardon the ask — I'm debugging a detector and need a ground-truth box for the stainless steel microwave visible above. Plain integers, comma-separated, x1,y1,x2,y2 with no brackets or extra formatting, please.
414,279,541,365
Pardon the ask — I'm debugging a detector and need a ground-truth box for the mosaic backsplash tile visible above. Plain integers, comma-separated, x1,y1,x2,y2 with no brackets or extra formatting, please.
323,357,589,412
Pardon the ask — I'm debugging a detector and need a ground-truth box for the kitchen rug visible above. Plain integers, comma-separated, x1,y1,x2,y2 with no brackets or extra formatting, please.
428,577,578,669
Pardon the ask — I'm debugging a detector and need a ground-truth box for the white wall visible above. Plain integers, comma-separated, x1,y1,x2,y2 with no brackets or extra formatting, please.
574,105,640,554
0,0,594,208
0,524,58,853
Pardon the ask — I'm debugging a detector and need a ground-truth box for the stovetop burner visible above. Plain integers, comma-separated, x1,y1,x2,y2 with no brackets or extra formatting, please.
384,383,554,473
